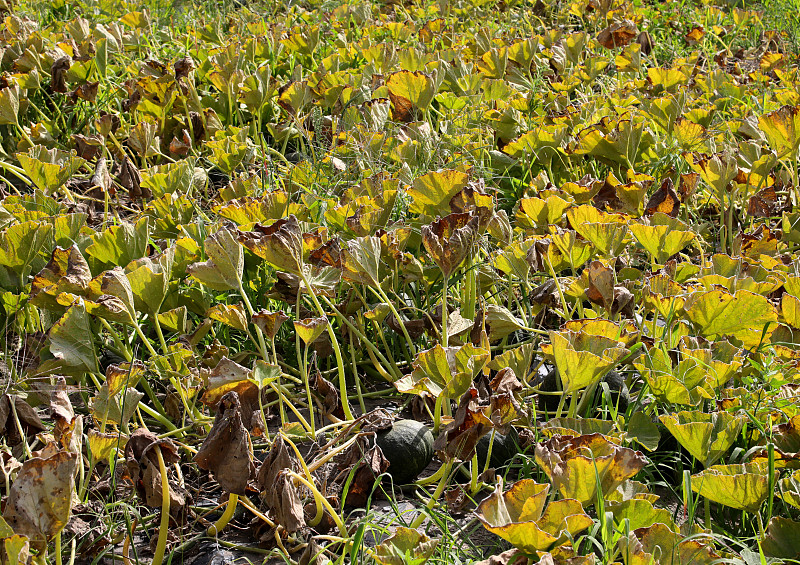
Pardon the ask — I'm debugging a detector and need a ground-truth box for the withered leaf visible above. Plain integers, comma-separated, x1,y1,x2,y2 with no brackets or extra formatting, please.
252,310,289,340
645,178,681,218
0,395,46,445
597,20,638,49
70,81,99,103
422,212,480,278
174,56,194,80
72,134,103,161
117,157,147,200
189,111,205,143
748,185,784,218
3,445,78,543
124,429,185,511
473,548,530,565
586,260,615,310
257,434,298,508
387,314,427,340
51,56,72,93
388,90,417,123
194,391,253,495
678,172,700,201
308,237,343,269
637,31,654,55
312,365,345,420
50,377,74,424
684,25,705,44
345,443,389,507
122,89,141,112
433,387,492,461
169,130,192,156
90,157,113,195
272,471,306,532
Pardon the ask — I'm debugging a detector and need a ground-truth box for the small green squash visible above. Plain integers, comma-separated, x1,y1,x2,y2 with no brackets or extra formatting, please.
375,419,435,484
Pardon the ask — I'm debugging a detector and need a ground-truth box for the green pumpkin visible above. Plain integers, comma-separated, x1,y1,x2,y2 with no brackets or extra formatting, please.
375,419,435,484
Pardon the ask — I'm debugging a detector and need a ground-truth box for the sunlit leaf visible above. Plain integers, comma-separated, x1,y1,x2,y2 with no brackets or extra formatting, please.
690,463,774,512
374,528,439,565
476,480,592,554
535,434,648,506
17,146,86,194
188,228,243,291
660,410,745,467
684,289,778,346
408,170,469,217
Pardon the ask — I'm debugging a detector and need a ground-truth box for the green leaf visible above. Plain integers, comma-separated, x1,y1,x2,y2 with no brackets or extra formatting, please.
629,213,696,265
90,387,143,427
157,306,187,333
541,330,628,394
0,220,54,279
125,248,173,317
684,289,778,346
626,411,661,452
293,316,329,344
0,83,21,125
396,344,489,400
487,343,536,383
535,434,648,506
341,236,383,287
476,480,592,554
566,205,629,257
85,217,150,273
188,228,244,291
684,151,739,203
691,463,774,513
407,169,469,217
758,104,800,159
374,527,439,565
252,360,282,388
37,299,99,376
17,146,86,194
660,410,745,467
607,498,675,531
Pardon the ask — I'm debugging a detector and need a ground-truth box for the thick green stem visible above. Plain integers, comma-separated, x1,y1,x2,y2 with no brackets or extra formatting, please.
138,402,179,433
238,281,269,362
54,532,62,565
286,471,347,538
348,332,366,415
303,344,316,436
151,446,171,565
299,271,353,420
433,394,444,435
463,254,477,322
98,318,132,361
371,285,415,359
441,275,449,346
554,387,567,420
207,494,238,536
411,460,454,529
153,317,169,352
322,299,401,380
